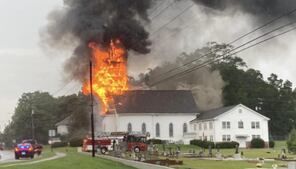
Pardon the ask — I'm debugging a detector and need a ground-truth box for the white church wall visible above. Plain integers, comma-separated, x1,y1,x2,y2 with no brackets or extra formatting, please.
103,113,197,144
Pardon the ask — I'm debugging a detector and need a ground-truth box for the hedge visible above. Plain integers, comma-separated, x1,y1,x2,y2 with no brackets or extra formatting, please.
216,141,239,149
269,140,275,148
251,138,265,148
51,142,67,148
69,138,83,147
146,139,163,144
190,139,215,148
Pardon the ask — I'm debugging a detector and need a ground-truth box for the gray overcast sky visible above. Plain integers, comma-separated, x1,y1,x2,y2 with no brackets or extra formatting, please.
1,0,296,131
0,0,66,130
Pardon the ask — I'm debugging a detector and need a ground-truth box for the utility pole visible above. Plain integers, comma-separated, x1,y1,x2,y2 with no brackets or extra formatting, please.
89,60,96,157
31,109,35,140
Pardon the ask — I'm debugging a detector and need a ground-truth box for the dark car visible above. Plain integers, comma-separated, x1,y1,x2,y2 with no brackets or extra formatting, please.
22,139,43,155
0,144,3,151
14,143,34,159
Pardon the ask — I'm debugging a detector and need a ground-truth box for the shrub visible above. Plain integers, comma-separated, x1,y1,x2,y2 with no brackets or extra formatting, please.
51,142,67,148
287,129,296,153
69,138,83,147
251,138,265,148
146,139,163,144
190,139,215,148
269,140,275,148
216,141,239,149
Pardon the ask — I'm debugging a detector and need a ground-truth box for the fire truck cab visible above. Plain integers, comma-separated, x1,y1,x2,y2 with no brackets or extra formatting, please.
122,134,147,153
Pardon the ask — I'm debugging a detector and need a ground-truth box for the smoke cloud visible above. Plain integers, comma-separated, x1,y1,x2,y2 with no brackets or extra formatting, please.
130,43,226,110
41,0,152,81
192,0,296,22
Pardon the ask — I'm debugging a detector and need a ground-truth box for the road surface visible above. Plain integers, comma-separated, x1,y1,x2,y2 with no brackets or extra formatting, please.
0,150,14,163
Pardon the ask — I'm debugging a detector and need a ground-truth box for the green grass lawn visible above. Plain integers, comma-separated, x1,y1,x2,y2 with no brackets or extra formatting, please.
0,147,135,169
156,141,292,169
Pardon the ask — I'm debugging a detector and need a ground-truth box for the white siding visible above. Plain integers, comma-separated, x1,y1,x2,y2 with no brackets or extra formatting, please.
103,113,197,144
191,104,269,148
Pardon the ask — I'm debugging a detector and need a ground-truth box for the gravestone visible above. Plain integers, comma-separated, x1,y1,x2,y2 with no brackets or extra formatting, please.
288,162,296,169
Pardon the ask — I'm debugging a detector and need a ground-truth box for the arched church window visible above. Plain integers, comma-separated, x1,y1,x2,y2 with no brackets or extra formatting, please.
156,123,160,137
142,123,146,134
169,123,174,137
127,123,132,133
183,123,188,134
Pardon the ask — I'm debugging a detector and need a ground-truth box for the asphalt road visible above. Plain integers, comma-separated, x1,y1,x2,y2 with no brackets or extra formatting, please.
0,150,14,163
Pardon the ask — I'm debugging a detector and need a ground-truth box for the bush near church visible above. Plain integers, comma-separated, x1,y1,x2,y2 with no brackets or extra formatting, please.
216,141,239,149
146,139,164,144
250,138,265,148
190,139,215,148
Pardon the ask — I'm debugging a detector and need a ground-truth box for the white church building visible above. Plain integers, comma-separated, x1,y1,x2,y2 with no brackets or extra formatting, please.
55,90,270,147
101,90,270,147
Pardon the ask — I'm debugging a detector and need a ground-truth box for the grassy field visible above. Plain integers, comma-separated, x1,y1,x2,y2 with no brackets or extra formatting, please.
0,141,291,169
156,141,292,169
0,147,135,169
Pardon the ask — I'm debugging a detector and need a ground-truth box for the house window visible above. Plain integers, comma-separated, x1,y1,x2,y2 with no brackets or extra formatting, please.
238,121,244,129
169,123,174,137
251,121,260,129
210,135,213,141
199,123,202,130
183,123,188,134
204,122,207,130
239,109,242,113
222,121,230,129
256,122,260,129
127,123,132,133
194,124,197,131
204,136,207,141
222,135,231,141
209,122,213,129
252,135,260,139
199,136,202,140
156,123,160,137
142,123,146,134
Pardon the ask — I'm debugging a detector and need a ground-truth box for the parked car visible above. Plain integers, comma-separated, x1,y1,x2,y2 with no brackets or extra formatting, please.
22,139,43,155
0,144,3,151
14,143,34,159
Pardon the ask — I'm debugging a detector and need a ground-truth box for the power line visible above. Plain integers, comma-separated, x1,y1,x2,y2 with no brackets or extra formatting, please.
52,79,74,96
150,1,176,20
228,8,296,45
150,7,296,80
148,26,296,87
151,2,195,36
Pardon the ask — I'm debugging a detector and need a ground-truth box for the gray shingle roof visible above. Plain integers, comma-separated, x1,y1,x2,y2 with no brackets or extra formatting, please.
55,116,72,126
191,105,237,122
112,90,199,114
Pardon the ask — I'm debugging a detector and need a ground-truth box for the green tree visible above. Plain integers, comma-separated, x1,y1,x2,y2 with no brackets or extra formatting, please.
287,128,296,153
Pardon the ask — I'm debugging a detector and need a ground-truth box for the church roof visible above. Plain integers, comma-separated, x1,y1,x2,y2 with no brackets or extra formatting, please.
191,105,237,122
112,90,199,114
55,116,72,126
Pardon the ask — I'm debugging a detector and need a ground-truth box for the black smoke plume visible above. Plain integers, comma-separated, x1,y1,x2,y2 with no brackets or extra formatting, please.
41,0,152,81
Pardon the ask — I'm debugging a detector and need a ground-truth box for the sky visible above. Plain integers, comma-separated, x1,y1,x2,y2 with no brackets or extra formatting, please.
1,0,296,131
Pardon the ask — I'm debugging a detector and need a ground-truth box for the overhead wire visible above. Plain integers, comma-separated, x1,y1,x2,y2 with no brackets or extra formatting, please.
148,6,296,81
148,24,296,87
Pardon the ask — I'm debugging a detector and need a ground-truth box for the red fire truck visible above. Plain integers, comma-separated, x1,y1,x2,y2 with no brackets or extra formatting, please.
82,132,148,154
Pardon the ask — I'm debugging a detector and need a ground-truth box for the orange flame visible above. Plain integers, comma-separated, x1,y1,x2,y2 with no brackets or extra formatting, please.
82,39,128,113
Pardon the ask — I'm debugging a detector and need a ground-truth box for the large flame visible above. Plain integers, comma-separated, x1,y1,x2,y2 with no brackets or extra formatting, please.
82,39,128,113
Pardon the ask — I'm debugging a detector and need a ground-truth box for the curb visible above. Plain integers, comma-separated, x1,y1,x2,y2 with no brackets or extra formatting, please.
97,155,173,169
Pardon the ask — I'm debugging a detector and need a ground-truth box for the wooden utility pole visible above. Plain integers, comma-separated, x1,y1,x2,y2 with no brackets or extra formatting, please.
89,60,96,157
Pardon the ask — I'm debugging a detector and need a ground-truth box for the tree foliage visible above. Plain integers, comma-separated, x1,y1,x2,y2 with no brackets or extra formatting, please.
287,129,296,153
2,91,90,146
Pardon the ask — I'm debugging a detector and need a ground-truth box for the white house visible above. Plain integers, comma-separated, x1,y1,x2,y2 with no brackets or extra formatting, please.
102,90,199,144
55,116,71,136
190,104,270,148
